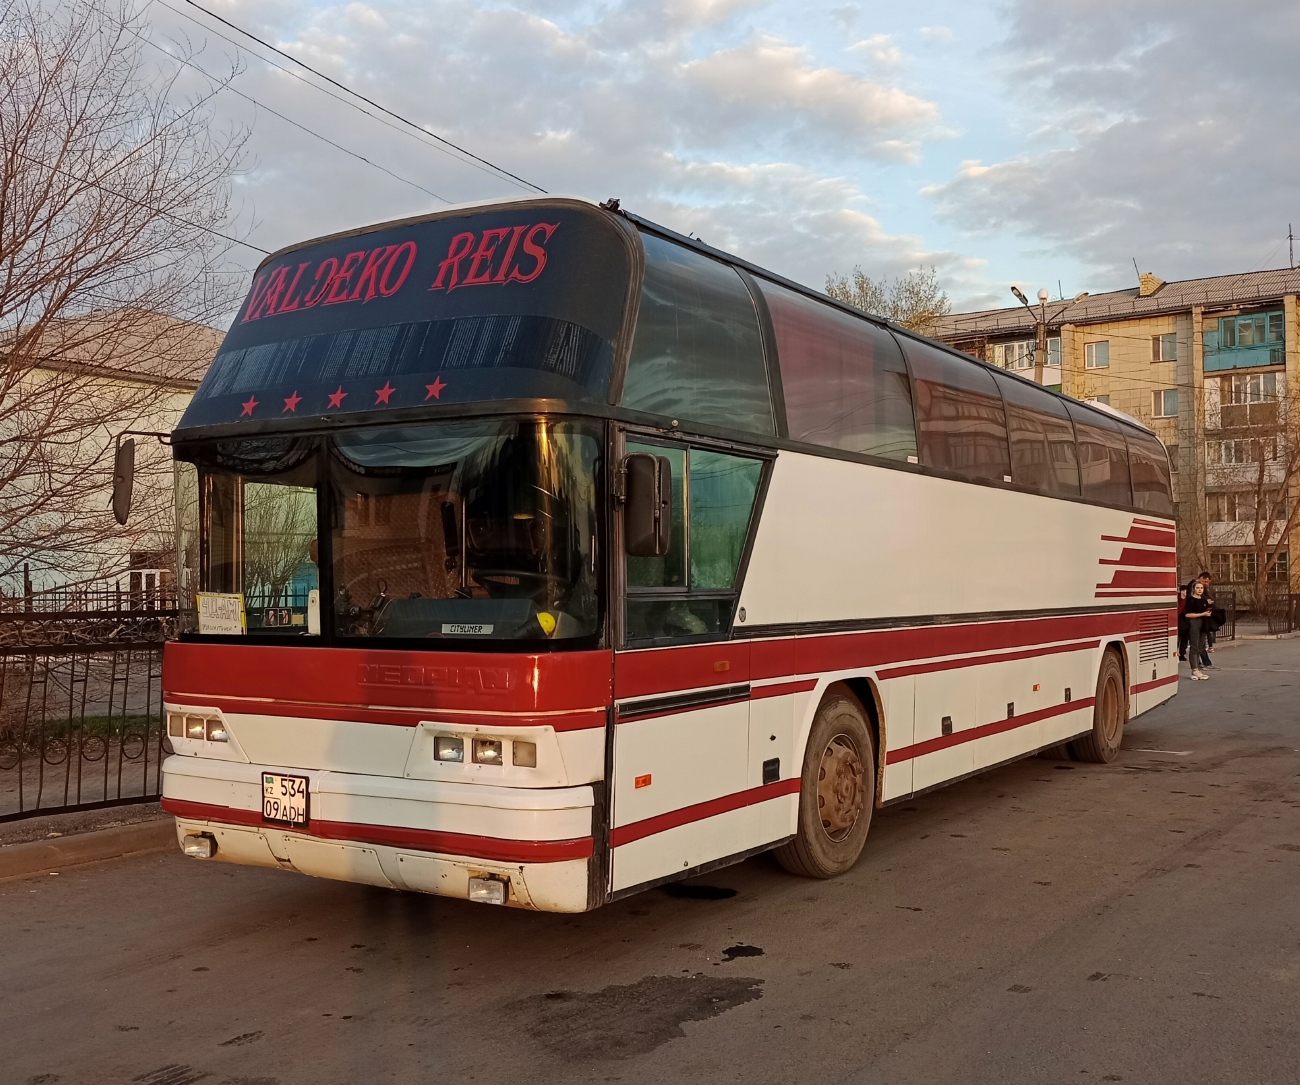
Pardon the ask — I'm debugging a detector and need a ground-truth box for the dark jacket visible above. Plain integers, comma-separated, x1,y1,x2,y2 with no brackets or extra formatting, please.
1185,586,1212,617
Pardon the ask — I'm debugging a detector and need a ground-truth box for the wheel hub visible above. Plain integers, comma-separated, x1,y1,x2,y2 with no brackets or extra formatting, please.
817,733,865,841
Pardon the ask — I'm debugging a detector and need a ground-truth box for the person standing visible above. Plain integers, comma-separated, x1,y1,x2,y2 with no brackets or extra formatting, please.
1184,577,1213,680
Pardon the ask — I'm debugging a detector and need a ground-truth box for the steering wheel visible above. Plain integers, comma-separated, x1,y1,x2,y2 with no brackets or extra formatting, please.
469,569,550,599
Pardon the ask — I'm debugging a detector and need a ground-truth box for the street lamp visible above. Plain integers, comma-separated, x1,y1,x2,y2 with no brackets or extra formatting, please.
1010,287,1089,384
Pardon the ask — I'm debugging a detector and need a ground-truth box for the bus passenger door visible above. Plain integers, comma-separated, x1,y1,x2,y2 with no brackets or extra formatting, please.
609,438,766,896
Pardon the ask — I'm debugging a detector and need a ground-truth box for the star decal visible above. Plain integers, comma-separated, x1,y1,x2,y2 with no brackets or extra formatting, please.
327,385,347,409
375,381,396,405
283,390,302,413
425,376,447,400
240,395,258,417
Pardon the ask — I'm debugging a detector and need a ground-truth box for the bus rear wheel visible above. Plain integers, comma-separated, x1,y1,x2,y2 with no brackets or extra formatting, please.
1070,649,1128,763
774,687,874,879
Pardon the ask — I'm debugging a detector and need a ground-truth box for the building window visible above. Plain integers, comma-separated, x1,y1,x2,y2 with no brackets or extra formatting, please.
1166,442,1179,471
1046,336,1061,367
1152,388,1178,417
1151,332,1177,361
1207,491,1287,523
1086,394,1111,406
1211,550,1291,584
993,340,1034,370
1084,341,1110,369
1203,310,1285,371
1207,437,1278,465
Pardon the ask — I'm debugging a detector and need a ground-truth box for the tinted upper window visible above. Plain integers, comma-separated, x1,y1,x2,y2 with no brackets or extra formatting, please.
760,280,916,460
1125,427,1174,514
902,339,1010,482
621,233,773,435
181,204,631,429
1066,402,1133,506
993,373,1080,497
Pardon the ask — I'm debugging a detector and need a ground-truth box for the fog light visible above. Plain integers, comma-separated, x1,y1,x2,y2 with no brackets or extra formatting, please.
512,740,537,768
472,738,503,765
182,833,216,859
184,715,206,740
434,736,464,762
167,713,185,738
467,875,507,905
205,719,228,743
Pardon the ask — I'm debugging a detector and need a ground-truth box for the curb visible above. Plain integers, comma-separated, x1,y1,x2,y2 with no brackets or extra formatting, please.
0,818,177,882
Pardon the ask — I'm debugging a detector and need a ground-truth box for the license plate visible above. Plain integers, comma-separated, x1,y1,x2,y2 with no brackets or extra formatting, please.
262,772,309,826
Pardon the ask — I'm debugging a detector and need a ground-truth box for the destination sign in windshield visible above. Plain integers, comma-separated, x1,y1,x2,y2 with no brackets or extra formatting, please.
180,203,631,429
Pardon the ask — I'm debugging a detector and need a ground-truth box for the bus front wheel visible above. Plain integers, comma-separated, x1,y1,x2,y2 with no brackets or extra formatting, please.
774,687,875,878
1070,649,1128,763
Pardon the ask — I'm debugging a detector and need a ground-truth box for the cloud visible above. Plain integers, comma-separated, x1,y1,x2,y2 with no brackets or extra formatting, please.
847,33,903,73
919,25,952,43
151,0,952,296
928,0,1300,285
684,36,936,147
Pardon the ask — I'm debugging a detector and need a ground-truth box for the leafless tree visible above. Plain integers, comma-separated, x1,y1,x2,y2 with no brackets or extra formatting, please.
825,265,952,336
1202,377,1300,608
0,0,245,593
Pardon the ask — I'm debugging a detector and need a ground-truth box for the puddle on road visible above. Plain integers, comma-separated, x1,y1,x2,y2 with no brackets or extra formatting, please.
507,974,764,1060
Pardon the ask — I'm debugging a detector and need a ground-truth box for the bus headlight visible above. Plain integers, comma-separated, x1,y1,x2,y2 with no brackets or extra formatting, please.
434,736,464,762
205,720,229,743
185,716,206,740
512,741,537,768
472,738,503,765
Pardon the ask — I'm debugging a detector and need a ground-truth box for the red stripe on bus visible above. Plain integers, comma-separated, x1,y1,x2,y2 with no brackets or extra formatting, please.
1130,674,1179,694
747,610,1162,684
750,679,819,700
1102,529,1175,547
876,639,1098,681
1096,571,1177,589
614,642,751,699
161,797,592,863
886,697,1095,764
162,695,605,732
610,778,801,848
1094,590,1178,598
164,642,612,717
1132,517,1176,529
1098,548,1178,568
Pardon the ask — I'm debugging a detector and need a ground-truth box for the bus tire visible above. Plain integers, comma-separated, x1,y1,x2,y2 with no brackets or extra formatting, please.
1069,649,1127,764
774,687,874,879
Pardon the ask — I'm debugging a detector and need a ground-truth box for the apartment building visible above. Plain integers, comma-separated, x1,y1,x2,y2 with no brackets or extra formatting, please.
935,268,1300,597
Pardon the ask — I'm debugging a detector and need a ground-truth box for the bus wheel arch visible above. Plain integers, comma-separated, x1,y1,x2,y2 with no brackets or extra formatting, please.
774,681,876,879
840,676,885,807
1069,645,1128,764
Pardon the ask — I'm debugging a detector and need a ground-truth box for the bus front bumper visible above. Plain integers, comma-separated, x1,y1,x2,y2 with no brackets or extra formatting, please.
161,755,596,912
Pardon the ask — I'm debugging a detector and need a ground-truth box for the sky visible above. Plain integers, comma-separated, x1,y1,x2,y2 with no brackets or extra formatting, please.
144,0,1300,314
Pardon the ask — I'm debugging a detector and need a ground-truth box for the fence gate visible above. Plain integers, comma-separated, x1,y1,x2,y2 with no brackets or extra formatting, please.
0,644,168,821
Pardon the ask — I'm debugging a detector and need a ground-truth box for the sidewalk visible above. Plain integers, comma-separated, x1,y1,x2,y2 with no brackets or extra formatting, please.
0,802,175,881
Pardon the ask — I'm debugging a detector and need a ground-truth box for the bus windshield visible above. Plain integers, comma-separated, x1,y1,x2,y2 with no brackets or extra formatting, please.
180,419,603,643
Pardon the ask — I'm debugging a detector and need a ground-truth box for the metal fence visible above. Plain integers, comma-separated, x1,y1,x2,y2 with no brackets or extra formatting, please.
0,644,169,821
1264,593,1300,635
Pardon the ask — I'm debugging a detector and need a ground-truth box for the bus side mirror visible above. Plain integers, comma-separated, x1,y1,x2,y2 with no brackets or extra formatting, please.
112,437,135,526
624,452,671,557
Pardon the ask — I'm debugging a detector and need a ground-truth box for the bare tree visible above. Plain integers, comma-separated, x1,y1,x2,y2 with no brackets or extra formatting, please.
0,0,245,592
1202,375,1300,608
825,265,951,336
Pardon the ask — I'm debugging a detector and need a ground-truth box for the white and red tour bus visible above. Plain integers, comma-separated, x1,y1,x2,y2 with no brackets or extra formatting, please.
158,197,1177,911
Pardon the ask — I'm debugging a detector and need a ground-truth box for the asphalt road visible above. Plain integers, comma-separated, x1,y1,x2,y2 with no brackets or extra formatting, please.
6,638,1300,1085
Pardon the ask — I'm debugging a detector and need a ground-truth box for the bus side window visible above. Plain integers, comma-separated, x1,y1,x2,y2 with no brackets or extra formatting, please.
1125,427,1174,514
624,441,763,643
759,279,917,461
902,339,1012,483
621,232,774,436
993,373,1080,497
1066,403,1133,506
